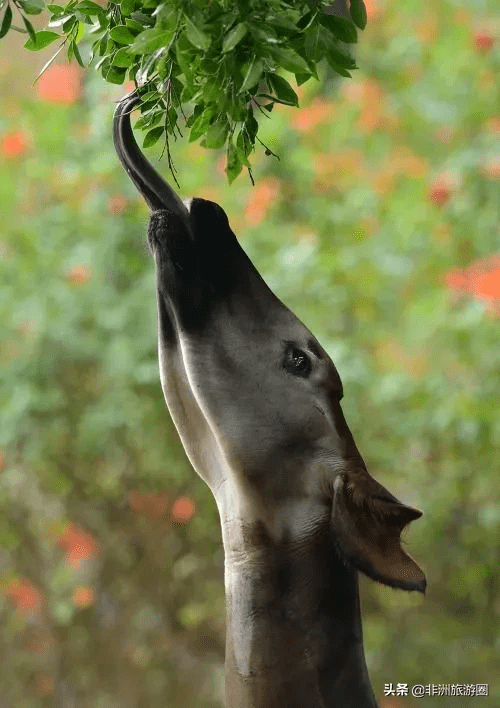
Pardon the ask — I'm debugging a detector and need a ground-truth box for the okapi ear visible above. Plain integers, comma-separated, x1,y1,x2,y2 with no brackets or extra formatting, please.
331,470,426,593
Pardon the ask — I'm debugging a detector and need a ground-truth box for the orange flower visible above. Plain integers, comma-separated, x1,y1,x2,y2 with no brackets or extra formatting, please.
444,254,500,303
444,268,469,291
485,116,500,133
0,130,30,158
36,64,82,104
73,585,95,608
67,264,92,286
429,175,456,206
290,97,335,133
108,194,128,214
128,490,169,519
344,79,394,133
59,523,99,566
472,269,500,301
480,158,500,179
474,27,495,53
7,578,42,616
364,0,377,18
171,496,196,523
244,177,281,226
417,17,438,43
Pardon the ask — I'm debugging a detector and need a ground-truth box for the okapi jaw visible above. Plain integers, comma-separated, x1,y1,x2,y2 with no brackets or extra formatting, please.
114,93,426,707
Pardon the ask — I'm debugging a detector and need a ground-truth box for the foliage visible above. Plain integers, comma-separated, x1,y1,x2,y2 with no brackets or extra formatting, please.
0,0,367,182
1,0,500,706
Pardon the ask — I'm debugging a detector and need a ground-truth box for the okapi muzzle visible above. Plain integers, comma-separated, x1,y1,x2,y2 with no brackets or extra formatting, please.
114,92,425,708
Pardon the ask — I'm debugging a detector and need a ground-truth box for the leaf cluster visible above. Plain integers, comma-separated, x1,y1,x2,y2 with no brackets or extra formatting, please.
0,0,367,181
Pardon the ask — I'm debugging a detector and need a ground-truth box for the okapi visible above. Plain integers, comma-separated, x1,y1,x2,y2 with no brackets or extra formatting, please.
113,92,425,708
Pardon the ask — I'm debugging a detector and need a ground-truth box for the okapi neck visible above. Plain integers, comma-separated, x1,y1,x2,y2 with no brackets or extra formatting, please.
222,531,378,708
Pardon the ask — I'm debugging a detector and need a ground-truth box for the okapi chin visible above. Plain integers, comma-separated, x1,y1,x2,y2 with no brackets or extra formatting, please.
114,92,425,708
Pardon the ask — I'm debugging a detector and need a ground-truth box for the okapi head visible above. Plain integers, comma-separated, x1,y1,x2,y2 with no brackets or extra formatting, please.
114,92,425,592
114,92,425,707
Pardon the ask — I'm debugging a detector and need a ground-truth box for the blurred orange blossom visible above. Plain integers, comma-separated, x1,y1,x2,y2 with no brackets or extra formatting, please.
67,264,92,286
7,578,42,616
244,177,281,225
128,489,169,519
36,64,82,104
171,496,196,523
73,585,95,608
444,254,500,303
58,523,99,566
0,130,30,158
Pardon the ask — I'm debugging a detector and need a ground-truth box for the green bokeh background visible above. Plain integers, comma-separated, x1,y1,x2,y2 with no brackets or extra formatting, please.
1,0,499,706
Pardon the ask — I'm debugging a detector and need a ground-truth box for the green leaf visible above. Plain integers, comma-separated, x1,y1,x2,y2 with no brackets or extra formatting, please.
47,4,66,14
189,110,212,143
143,126,164,148
304,23,327,62
77,1,105,15
326,44,357,69
105,65,127,84
22,15,36,43
113,47,134,68
62,15,76,33
131,11,154,27
20,0,45,16
183,15,210,51
267,73,299,107
120,0,135,15
71,39,85,67
222,22,247,53
296,11,315,32
248,22,278,45
165,106,178,131
109,25,136,44
268,47,310,74
134,110,162,130
201,118,229,149
325,54,352,77
75,20,84,42
130,27,171,54
48,12,74,27
319,13,358,44
226,141,243,184
0,6,13,39
295,71,311,86
350,0,367,30
98,32,108,56
25,30,60,50
125,18,143,33
236,130,252,163
244,109,258,140
241,56,263,91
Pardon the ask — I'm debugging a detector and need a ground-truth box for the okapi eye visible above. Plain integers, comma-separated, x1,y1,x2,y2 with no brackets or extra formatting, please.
283,347,312,378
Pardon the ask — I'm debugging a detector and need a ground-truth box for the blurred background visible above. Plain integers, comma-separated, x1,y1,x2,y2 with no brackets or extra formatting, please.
1,0,499,706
